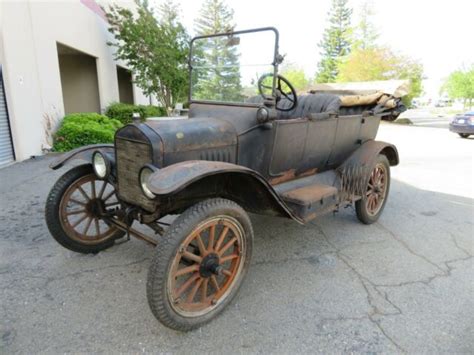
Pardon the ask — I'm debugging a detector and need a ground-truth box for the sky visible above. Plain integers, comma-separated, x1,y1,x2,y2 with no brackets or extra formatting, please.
154,0,473,94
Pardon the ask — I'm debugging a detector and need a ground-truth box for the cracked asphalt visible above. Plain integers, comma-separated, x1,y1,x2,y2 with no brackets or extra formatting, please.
1,123,473,353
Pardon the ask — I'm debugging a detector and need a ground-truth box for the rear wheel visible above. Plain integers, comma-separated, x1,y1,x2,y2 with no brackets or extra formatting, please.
459,133,470,138
147,198,253,331
45,164,125,254
355,155,391,224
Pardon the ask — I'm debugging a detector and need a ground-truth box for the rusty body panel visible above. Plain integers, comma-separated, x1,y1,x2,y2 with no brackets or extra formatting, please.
268,167,318,185
146,160,300,221
337,140,398,201
50,144,114,170
339,140,399,169
145,118,237,165
147,161,253,195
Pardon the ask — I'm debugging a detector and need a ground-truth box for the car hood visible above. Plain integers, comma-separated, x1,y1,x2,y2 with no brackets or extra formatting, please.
144,117,237,153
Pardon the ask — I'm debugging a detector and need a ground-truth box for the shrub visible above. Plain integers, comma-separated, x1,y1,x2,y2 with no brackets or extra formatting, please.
104,102,167,124
139,104,167,118
104,103,138,124
53,113,123,152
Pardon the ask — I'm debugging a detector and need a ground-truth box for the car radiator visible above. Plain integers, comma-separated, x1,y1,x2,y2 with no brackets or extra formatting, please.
115,137,156,212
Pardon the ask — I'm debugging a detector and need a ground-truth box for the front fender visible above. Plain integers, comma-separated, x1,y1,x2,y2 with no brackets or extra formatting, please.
49,144,114,170
146,161,256,195
146,160,302,222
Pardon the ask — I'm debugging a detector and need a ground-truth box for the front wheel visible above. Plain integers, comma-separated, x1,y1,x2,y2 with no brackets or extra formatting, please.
45,164,125,254
459,133,470,138
355,154,391,224
146,198,253,331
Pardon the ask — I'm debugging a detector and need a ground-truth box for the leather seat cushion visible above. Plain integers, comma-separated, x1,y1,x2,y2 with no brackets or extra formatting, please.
247,94,341,119
277,94,341,119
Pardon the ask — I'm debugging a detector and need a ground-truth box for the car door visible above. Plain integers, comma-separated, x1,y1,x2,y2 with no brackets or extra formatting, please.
300,115,338,171
327,115,364,166
269,114,339,177
269,118,308,176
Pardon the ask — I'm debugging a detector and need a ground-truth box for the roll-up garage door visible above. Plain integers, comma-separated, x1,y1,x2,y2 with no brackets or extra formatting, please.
0,66,15,167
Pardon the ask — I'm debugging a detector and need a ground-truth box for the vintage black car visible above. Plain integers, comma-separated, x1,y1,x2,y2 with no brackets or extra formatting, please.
46,28,402,331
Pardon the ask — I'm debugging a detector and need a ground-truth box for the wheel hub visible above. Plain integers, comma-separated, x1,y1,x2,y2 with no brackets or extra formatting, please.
86,198,105,217
199,253,222,278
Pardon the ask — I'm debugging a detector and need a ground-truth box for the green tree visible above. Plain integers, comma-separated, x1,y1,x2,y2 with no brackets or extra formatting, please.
443,66,474,109
337,47,394,82
280,65,310,91
105,0,189,115
352,0,379,50
337,47,423,106
192,0,242,102
315,0,353,83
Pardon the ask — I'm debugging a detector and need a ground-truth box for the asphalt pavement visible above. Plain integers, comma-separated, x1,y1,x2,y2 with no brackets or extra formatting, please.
0,122,472,353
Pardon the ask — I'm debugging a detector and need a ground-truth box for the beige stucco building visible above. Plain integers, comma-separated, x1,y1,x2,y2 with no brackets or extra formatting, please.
0,0,152,167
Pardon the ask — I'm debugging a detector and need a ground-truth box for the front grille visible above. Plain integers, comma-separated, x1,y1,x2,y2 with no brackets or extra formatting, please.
116,138,155,211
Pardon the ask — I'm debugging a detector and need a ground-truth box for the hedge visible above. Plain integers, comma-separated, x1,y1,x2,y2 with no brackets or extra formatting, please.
104,102,167,124
53,113,123,152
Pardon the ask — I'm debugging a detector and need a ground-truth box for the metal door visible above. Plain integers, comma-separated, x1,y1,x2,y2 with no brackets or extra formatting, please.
0,66,15,167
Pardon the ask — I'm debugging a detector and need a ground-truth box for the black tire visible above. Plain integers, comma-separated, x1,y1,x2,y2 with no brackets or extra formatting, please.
45,164,125,254
147,198,253,331
355,154,391,225
459,133,470,138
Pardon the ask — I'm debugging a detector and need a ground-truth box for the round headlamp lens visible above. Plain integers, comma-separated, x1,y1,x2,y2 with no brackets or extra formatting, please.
93,152,107,178
140,167,155,199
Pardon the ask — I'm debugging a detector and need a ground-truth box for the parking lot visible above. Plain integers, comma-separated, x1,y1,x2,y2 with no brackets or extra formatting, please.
0,122,472,353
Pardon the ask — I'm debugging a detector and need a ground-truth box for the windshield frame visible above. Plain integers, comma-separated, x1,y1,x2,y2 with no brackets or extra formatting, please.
188,27,280,106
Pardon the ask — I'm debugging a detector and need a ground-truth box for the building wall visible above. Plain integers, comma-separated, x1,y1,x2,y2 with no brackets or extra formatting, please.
0,0,151,161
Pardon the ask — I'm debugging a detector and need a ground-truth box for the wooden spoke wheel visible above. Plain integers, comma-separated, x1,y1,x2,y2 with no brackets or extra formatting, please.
59,174,120,244
169,216,244,316
46,165,126,253
147,198,253,331
356,154,391,224
365,162,388,216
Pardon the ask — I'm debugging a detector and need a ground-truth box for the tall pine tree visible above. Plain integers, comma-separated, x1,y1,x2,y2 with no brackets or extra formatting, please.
353,0,379,50
192,0,242,102
315,0,353,83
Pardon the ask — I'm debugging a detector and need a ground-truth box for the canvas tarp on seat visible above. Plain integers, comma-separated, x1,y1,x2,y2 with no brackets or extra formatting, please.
307,80,409,108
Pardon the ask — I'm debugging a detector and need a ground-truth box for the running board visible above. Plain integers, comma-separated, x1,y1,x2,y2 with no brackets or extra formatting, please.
274,170,340,223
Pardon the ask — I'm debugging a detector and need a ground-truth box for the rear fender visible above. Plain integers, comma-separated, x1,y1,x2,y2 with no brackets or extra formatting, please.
340,140,399,168
49,144,115,170
337,140,399,198
146,160,301,222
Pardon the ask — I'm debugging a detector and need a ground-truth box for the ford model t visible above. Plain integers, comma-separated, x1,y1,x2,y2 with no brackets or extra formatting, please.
46,28,402,331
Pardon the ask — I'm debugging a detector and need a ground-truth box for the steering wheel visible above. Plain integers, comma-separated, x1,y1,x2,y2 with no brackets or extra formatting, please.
258,73,298,112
